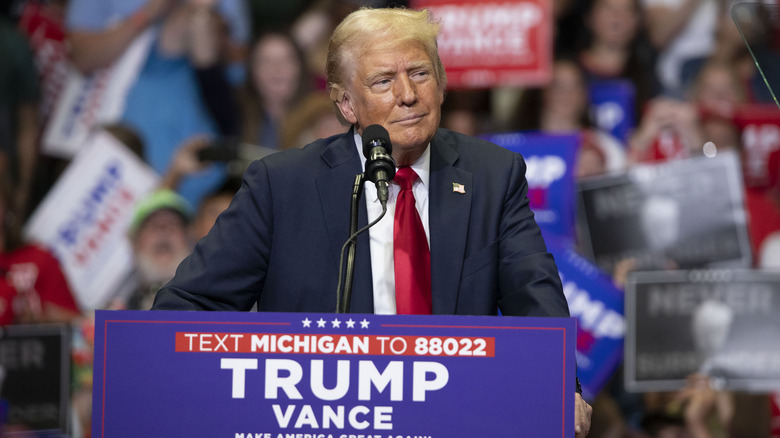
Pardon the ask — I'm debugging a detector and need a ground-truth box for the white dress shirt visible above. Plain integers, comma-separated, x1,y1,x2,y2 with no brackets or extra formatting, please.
353,131,431,314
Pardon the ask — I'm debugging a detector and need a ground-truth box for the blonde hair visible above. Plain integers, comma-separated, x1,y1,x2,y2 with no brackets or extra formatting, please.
326,7,447,107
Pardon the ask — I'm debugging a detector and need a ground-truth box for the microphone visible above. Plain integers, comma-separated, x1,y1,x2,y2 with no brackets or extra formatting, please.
336,125,395,313
362,125,396,207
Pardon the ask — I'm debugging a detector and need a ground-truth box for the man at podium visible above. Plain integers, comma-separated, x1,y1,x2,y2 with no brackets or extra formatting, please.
153,7,591,436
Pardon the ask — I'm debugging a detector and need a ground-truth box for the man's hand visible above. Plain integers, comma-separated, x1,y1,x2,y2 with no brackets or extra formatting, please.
575,392,592,437
160,135,210,190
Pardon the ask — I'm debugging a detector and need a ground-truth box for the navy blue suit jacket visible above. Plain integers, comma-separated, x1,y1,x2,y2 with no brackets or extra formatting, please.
153,128,569,318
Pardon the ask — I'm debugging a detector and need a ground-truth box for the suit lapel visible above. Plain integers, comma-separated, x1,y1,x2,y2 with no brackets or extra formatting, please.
315,131,375,313
429,132,472,314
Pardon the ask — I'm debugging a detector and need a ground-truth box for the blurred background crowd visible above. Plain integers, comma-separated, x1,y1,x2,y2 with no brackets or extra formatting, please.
0,0,779,436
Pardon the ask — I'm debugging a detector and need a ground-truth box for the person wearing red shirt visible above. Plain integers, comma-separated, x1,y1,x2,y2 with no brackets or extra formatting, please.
0,178,80,325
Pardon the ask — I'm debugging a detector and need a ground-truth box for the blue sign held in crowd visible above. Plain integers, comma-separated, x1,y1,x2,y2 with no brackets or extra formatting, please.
549,243,625,401
483,131,580,243
589,80,636,145
488,131,625,399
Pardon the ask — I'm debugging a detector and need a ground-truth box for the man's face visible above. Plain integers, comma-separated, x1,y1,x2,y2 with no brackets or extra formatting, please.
336,38,444,163
133,209,191,285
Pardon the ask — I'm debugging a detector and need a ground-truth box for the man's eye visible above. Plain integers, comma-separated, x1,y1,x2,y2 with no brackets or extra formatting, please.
412,71,430,80
370,79,392,91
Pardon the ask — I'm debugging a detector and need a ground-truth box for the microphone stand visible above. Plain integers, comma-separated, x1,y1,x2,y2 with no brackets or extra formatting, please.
336,174,388,313
337,174,364,313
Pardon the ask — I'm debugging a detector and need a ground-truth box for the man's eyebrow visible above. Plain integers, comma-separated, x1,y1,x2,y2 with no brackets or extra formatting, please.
364,69,393,84
363,60,435,84
407,60,433,71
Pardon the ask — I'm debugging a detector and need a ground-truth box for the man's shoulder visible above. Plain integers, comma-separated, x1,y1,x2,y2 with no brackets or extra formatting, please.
262,130,354,168
434,128,520,165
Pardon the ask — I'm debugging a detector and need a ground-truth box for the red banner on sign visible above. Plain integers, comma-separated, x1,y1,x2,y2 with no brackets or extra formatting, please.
410,0,552,88
175,332,496,357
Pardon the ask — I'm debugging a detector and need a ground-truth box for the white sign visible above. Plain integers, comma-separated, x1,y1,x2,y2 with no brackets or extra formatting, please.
42,29,155,158
25,132,159,310
625,269,780,392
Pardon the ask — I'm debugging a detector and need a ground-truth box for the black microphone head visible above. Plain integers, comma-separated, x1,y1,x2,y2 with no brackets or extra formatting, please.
362,124,392,158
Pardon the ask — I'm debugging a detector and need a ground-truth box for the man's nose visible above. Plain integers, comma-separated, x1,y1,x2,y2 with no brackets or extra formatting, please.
395,74,417,105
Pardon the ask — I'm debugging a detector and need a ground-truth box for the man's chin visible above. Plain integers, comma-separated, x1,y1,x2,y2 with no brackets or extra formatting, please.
391,137,434,162
392,116,438,139
390,129,435,149
136,253,188,286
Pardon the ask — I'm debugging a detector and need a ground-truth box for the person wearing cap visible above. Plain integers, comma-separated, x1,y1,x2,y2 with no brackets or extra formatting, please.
153,8,591,435
116,189,194,310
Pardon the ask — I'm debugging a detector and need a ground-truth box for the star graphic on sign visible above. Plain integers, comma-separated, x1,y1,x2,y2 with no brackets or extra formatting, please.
360,319,370,329
316,318,327,328
331,318,341,328
302,318,312,328
346,319,356,328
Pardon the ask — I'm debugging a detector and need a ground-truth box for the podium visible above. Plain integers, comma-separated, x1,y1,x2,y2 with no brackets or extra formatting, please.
93,310,575,437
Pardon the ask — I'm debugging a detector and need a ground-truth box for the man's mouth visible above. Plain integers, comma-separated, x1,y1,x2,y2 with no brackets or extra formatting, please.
395,114,425,124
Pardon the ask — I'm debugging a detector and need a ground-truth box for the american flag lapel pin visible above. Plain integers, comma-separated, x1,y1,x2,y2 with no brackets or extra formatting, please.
452,182,465,194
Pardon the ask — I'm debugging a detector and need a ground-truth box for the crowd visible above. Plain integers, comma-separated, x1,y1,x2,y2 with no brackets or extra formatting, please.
0,0,779,436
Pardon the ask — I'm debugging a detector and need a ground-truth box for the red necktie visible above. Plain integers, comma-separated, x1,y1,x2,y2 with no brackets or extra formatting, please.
393,167,432,314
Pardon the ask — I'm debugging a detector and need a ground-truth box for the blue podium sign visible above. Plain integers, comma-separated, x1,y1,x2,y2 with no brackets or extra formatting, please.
93,310,575,438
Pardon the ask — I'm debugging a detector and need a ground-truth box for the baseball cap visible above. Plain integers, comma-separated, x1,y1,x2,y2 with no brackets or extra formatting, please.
129,189,193,236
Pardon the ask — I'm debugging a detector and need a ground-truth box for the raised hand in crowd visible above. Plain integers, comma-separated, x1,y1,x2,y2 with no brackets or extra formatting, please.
611,257,638,290
673,374,734,438
160,135,212,192
187,0,225,67
67,0,178,73
643,0,705,50
642,0,719,97
159,0,225,64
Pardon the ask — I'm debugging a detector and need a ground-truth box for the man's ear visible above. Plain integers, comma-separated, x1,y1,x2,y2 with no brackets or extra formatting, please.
335,91,358,125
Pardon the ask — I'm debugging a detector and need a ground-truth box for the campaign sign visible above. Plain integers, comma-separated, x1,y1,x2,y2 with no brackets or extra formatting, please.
18,0,69,124
41,29,154,158
548,244,625,401
483,131,579,242
625,269,780,392
577,151,752,275
0,324,70,435
93,310,575,437
24,131,159,310
589,80,635,145
410,0,552,88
